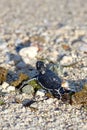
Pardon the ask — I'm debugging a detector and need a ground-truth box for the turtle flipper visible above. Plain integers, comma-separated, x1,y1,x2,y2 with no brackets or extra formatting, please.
19,75,38,90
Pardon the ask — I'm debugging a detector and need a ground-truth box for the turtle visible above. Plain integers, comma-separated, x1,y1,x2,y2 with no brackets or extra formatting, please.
20,61,73,99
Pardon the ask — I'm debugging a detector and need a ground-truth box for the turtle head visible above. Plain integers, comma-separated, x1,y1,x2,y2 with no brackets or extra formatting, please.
36,61,46,74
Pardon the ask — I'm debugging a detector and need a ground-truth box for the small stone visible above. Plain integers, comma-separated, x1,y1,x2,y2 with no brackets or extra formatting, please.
62,44,70,51
38,117,43,123
72,40,87,53
0,42,8,49
2,82,9,89
35,89,45,97
22,36,29,43
15,38,22,45
79,44,87,52
22,99,36,107
19,46,38,60
60,56,73,65
30,102,38,108
7,86,15,93
35,89,46,101
46,98,54,104
22,85,34,95
15,98,22,104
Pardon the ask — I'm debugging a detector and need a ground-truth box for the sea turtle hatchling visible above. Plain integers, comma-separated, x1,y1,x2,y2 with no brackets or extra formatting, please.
20,61,74,99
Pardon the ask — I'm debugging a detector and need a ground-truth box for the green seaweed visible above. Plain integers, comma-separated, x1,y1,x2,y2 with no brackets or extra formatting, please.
28,80,42,91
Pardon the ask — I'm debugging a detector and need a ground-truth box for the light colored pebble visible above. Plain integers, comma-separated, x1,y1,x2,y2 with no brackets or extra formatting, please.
7,86,15,93
79,44,87,52
2,82,9,89
0,43,7,49
35,89,46,101
30,102,38,108
60,55,73,65
46,98,54,104
35,89,45,97
22,84,34,94
19,46,38,60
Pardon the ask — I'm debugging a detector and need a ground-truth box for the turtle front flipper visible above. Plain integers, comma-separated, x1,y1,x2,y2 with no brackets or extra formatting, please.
19,75,38,90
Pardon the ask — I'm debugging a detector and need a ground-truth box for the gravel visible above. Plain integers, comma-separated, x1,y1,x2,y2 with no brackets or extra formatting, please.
0,0,87,130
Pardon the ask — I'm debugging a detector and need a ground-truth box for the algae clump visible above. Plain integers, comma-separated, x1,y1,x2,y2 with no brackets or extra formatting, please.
71,83,87,106
28,80,42,91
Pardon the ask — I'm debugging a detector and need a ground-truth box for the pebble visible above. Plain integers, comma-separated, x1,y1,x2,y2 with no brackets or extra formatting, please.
72,40,87,53
19,46,38,60
1,82,9,89
0,42,8,49
22,84,34,95
35,89,46,100
7,86,15,93
5,52,11,64
15,38,22,46
60,55,73,65
46,98,54,104
79,44,87,52
22,99,36,107
30,102,38,109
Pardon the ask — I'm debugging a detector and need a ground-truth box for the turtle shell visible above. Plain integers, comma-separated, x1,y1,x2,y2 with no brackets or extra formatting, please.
37,68,65,99
36,61,61,89
37,69,62,91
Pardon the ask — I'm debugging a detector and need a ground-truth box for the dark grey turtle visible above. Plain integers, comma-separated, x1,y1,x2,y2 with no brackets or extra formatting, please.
20,61,73,99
